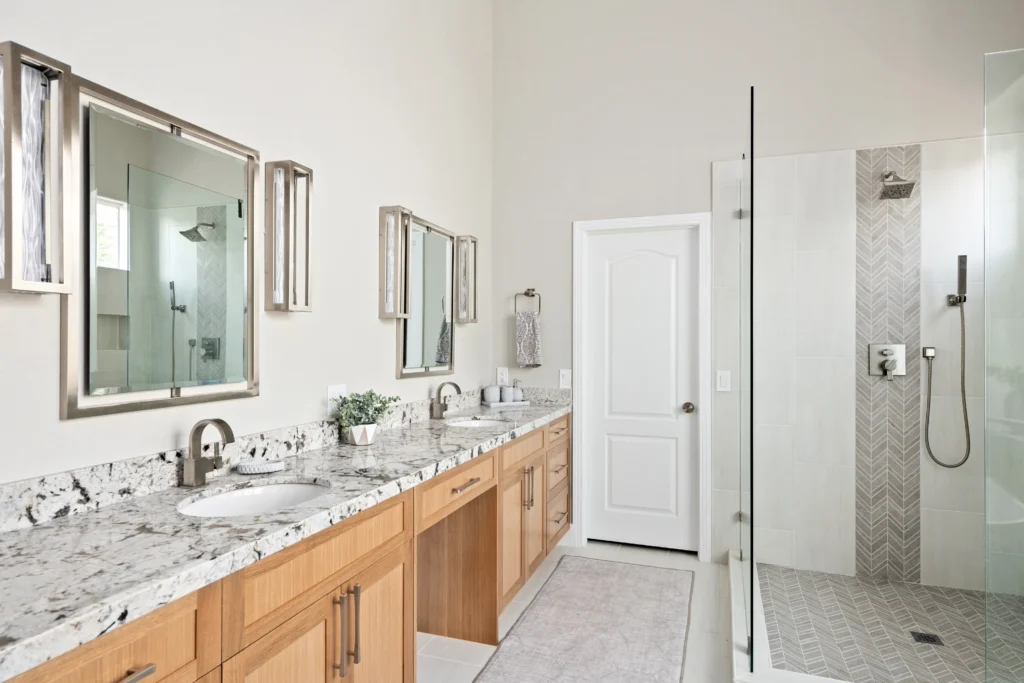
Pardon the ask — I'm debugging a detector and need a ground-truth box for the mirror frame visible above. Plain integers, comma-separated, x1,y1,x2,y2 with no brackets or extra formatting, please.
60,75,259,419
396,214,455,379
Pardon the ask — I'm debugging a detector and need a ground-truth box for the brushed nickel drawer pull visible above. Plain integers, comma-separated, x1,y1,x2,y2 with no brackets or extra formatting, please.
452,477,482,495
552,464,568,474
554,511,568,524
351,583,362,664
334,593,349,677
551,428,568,437
120,665,156,683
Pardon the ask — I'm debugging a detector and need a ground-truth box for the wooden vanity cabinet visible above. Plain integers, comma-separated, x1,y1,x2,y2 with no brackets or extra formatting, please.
498,464,528,608
523,449,547,576
9,582,222,683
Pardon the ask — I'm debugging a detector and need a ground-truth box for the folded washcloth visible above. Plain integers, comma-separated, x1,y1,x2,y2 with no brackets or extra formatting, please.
516,311,543,368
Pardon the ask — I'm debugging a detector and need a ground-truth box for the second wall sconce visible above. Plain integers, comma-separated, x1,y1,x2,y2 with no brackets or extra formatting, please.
378,205,411,319
0,42,74,295
264,160,312,312
454,235,477,323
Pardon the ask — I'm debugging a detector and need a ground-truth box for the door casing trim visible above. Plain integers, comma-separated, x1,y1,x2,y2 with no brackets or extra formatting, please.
569,212,713,562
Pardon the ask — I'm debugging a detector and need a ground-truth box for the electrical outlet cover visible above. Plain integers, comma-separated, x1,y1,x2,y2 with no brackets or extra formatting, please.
496,367,509,385
559,369,572,389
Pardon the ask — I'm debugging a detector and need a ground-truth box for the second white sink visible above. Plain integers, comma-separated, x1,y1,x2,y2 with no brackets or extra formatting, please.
447,418,511,429
179,482,329,518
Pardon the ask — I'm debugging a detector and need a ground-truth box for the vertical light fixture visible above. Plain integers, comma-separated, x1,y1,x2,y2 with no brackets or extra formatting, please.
378,205,411,319
264,160,312,312
0,42,73,294
454,234,478,323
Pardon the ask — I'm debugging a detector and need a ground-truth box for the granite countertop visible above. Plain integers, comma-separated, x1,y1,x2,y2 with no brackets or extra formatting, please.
0,403,570,681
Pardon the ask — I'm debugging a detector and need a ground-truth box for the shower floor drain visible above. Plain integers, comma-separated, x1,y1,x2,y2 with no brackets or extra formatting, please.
910,631,944,646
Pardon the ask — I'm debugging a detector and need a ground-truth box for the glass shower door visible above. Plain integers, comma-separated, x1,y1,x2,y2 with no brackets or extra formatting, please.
985,48,1024,683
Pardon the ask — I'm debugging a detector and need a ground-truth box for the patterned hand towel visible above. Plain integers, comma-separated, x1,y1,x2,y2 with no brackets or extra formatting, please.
516,311,543,368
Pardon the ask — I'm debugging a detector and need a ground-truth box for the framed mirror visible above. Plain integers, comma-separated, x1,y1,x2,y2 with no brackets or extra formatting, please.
61,76,258,419
397,215,454,378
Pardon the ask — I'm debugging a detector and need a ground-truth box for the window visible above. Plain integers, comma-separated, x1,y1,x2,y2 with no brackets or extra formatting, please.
96,198,129,270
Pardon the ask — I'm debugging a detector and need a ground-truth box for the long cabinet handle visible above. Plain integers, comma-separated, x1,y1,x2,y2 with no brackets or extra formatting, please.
334,593,349,677
452,477,481,495
523,466,531,508
119,665,156,683
529,466,536,508
351,584,362,664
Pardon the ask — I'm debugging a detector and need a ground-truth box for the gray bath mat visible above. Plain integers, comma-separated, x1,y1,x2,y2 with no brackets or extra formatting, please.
477,554,694,682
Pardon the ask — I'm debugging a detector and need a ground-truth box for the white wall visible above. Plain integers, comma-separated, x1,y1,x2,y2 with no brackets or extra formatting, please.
493,0,1024,388
919,138,987,591
0,0,493,483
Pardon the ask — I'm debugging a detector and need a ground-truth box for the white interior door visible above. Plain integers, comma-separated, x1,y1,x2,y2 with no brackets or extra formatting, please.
583,223,699,551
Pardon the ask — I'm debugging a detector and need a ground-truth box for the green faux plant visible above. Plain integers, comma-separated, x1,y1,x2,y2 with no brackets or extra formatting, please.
332,390,401,429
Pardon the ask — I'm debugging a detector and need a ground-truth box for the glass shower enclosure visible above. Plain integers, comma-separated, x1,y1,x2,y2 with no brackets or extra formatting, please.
985,48,1024,683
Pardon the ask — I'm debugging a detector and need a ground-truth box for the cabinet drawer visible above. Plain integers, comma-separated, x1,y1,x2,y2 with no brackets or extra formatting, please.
415,453,496,532
547,440,570,492
547,485,571,553
222,491,412,659
501,429,545,473
545,415,570,444
12,583,221,683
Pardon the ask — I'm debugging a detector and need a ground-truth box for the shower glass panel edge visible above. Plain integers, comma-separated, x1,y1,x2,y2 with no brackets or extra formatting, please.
742,84,755,673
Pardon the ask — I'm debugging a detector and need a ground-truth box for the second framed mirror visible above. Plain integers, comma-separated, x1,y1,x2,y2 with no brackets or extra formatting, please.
396,214,454,379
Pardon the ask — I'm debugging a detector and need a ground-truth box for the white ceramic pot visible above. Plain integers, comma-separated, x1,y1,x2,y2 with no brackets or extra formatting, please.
483,385,501,403
346,424,378,446
500,386,515,402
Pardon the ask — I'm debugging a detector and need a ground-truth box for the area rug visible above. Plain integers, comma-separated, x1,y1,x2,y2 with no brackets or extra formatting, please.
477,555,694,682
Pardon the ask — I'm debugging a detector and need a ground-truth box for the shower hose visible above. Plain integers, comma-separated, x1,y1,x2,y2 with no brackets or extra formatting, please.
923,302,971,468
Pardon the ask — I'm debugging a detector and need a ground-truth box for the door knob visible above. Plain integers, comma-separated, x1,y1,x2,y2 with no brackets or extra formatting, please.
682,402,695,413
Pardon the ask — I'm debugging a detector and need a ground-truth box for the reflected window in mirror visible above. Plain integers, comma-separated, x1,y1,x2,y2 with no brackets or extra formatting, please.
86,105,249,397
399,219,454,378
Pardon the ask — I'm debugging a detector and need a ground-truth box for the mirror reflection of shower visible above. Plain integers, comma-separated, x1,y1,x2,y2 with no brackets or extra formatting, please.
922,254,972,469
169,281,188,386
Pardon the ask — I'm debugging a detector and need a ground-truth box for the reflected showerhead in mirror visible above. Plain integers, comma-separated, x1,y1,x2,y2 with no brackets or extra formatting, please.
880,171,916,199
179,222,215,243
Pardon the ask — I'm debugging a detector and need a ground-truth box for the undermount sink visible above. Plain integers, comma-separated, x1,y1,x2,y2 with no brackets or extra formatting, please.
447,418,511,429
179,482,330,518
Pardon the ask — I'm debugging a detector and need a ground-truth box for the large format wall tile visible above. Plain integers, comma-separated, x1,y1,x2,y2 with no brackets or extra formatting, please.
854,145,923,583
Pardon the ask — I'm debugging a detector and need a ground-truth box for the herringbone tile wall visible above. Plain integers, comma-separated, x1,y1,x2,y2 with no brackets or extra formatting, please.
196,205,228,382
854,145,923,583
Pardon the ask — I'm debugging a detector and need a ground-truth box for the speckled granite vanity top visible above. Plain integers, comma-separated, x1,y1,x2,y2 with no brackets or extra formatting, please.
0,403,570,681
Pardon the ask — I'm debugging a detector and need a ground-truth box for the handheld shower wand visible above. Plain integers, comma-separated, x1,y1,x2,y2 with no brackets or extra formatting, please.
923,255,971,469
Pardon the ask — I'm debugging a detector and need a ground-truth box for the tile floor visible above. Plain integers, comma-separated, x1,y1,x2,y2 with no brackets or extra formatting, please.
759,562,1024,683
416,541,732,682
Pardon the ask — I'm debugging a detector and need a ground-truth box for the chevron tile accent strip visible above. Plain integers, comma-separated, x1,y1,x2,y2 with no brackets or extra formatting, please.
854,145,922,584
759,563,1024,682
196,205,228,383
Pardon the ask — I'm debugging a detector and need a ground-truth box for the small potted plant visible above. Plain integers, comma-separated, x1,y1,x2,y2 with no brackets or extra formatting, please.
332,390,401,446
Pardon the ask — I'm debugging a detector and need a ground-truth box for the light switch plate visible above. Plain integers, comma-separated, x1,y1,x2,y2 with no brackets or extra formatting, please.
559,369,572,389
496,367,509,385
716,370,731,392
326,384,347,417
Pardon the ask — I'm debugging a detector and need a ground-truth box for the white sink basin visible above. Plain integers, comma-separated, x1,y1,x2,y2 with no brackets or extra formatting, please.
448,418,511,429
179,482,329,518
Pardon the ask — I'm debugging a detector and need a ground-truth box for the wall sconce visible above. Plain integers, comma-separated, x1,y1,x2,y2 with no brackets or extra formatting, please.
0,42,73,294
378,205,411,319
454,235,478,323
264,160,312,312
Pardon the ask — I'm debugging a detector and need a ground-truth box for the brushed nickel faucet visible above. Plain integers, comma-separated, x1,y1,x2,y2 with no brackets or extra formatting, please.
431,382,462,419
182,418,234,487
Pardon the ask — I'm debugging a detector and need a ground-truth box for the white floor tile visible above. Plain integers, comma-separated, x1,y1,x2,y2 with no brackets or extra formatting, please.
498,598,530,640
682,629,733,682
416,631,433,653
616,544,670,566
420,634,496,667
565,540,621,560
417,654,482,683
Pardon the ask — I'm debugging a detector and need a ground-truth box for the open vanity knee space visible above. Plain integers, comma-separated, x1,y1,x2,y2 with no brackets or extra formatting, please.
1,408,570,683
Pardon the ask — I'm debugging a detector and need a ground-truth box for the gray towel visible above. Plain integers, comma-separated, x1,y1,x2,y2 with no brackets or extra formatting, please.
516,311,543,368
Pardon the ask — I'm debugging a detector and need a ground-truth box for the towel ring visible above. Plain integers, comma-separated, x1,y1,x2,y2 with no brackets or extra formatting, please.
515,288,542,314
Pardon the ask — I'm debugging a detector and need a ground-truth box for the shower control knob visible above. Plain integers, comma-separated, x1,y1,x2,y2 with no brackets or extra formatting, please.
681,402,695,414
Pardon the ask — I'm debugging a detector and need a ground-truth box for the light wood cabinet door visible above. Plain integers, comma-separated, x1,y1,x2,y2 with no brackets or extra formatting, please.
346,542,415,683
523,450,547,575
222,591,337,683
499,468,527,607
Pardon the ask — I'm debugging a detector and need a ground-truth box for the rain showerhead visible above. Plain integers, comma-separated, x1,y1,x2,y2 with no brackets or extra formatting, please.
880,171,916,200
179,222,215,243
